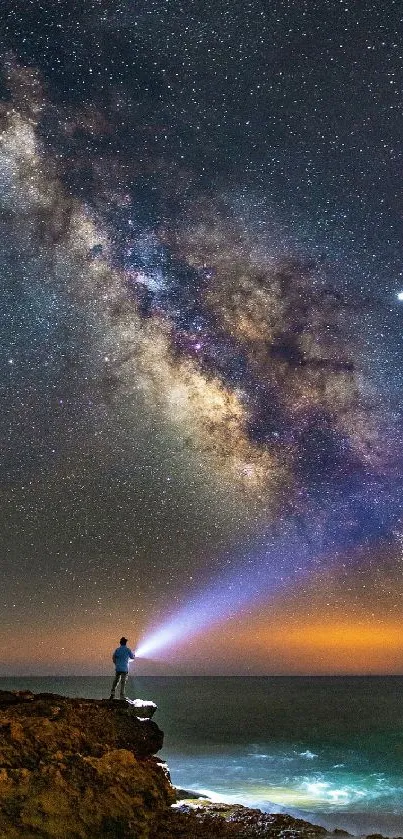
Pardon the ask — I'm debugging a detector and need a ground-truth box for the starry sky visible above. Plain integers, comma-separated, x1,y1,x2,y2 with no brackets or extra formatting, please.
1,0,403,675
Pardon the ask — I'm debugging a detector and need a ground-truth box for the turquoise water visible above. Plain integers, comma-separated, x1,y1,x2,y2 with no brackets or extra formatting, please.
1,676,403,837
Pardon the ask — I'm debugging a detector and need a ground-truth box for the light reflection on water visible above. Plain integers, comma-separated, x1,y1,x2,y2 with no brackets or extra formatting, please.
166,749,403,836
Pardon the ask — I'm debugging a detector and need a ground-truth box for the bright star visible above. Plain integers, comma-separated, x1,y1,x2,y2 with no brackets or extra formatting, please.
397,292,403,301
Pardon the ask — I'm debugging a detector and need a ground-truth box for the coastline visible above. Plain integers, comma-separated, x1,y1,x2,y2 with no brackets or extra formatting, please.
171,789,403,839
3,677,403,839
163,793,403,839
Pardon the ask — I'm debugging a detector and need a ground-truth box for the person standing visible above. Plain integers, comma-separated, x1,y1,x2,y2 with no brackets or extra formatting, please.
109,637,135,700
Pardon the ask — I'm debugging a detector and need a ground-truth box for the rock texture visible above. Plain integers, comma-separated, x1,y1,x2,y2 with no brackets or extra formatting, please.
151,802,330,838
0,690,174,839
154,802,403,839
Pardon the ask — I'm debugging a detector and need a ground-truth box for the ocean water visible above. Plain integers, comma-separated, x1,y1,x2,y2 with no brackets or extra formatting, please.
1,675,403,837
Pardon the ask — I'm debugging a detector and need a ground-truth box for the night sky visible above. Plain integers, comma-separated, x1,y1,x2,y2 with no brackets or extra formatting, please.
1,0,403,675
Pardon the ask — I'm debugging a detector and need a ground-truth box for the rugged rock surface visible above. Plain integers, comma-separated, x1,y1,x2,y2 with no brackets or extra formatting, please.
0,690,174,838
151,802,331,839
154,802,402,839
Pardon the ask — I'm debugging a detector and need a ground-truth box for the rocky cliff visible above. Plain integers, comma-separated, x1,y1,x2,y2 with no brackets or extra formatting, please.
0,690,174,839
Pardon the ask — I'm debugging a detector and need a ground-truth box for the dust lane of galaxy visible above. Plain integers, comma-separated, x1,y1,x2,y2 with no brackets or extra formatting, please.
1,0,403,673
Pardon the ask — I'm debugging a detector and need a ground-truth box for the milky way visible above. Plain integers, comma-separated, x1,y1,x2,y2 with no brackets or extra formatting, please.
1,0,403,673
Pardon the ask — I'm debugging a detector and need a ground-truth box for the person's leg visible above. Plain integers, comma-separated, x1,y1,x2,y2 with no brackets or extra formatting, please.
119,672,128,699
110,672,120,699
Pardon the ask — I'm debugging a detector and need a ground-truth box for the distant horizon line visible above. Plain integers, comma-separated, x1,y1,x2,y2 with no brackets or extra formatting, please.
1,672,403,679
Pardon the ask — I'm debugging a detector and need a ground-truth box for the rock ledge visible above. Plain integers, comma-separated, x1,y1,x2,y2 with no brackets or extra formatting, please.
0,689,174,839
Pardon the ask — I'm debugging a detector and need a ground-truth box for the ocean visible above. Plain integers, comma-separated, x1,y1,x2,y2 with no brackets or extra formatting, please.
1,675,403,837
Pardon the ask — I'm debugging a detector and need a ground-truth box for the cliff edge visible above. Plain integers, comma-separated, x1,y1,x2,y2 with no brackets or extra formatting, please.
0,689,174,839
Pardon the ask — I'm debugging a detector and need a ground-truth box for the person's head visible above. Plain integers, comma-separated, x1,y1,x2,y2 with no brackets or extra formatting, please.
120,637,128,646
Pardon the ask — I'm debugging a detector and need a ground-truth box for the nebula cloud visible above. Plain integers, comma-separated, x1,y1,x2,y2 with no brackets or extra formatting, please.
1,61,400,523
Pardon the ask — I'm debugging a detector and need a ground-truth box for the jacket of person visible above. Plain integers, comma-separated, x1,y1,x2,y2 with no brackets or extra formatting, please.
112,646,135,673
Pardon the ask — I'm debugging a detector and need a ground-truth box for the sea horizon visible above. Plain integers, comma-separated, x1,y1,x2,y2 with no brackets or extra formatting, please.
2,672,403,679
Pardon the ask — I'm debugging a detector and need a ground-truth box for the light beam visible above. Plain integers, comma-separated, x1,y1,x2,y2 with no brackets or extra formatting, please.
136,485,399,660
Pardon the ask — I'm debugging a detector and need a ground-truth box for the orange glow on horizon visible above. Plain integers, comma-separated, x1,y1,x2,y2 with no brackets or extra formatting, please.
256,621,403,649
2,611,403,676
217,618,403,674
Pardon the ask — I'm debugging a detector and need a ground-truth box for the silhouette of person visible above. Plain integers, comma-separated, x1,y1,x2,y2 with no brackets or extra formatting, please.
109,637,135,700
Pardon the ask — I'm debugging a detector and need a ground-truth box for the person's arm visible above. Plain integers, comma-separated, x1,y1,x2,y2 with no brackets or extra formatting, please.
129,649,135,660
112,651,116,664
